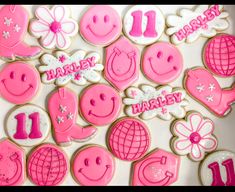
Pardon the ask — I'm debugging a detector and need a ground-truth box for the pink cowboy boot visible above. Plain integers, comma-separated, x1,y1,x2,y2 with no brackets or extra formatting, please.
48,87,97,146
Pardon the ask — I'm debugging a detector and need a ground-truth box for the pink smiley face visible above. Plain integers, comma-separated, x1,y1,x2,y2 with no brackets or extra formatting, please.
73,145,115,186
80,84,121,126
0,62,40,104
142,42,183,84
80,5,122,46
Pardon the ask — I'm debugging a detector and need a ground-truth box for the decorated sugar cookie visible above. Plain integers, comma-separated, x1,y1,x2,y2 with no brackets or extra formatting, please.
27,143,69,186
166,5,229,44
30,5,78,50
5,104,50,147
104,36,140,91
0,62,40,104
79,5,122,46
131,148,180,186
123,85,188,121
171,112,218,162
184,67,235,117
48,87,97,146
108,117,150,161
199,150,235,186
203,34,235,77
0,139,25,186
123,5,165,45
0,5,41,61
72,145,115,186
39,50,103,86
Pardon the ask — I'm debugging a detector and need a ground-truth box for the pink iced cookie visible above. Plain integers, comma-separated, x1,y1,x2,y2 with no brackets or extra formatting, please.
104,36,140,91
79,84,122,126
142,42,183,84
79,5,122,46
0,62,40,104
48,87,97,146
184,67,235,117
72,145,115,186
203,34,235,77
0,139,25,186
0,5,41,61
27,143,69,186
108,117,150,161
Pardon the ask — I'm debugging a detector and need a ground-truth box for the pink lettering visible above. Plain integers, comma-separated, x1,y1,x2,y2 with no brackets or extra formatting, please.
46,70,56,81
129,10,143,37
165,94,174,105
183,25,194,37
28,112,42,139
141,101,150,112
132,103,142,114
149,99,159,110
143,10,157,37
190,19,201,31
210,5,220,16
204,9,215,21
55,67,64,78
175,29,186,41
87,56,96,67
80,60,89,70
173,92,182,103
157,97,166,107
197,15,208,29
63,64,74,76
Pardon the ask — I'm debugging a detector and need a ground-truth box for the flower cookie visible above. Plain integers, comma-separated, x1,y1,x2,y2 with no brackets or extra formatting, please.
0,5,41,61
142,42,183,84
5,104,51,147
79,84,122,126
0,139,25,186
0,62,40,104
79,5,122,46
27,143,69,186
171,112,218,162
107,117,150,161
184,67,235,117
72,145,115,186
123,85,188,121
39,50,103,86
123,5,165,45
199,150,235,186
30,5,78,50
166,5,229,44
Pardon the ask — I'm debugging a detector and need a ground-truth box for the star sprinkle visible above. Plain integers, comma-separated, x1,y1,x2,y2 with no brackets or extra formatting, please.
206,95,214,102
2,31,10,39
208,83,215,91
67,112,74,120
13,24,21,32
59,55,66,63
59,105,67,113
196,84,205,93
4,17,13,26
56,116,64,124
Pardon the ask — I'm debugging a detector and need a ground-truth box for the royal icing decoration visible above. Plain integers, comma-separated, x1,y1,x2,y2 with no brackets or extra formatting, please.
104,36,140,91
39,50,103,86
184,67,235,117
30,5,78,50
166,5,229,44
200,150,235,186
108,117,150,161
0,5,41,61
27,143,68,186
0,139,25,186
131,148,180,186
203,34,235,77
123,5,165,45
48,87,97,146
123,85,188,121
72,145,115,186
6,104,51,147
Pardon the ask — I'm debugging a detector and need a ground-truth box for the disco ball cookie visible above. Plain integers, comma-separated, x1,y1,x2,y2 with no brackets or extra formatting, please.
107,117,150,161
0,62,40,104
171,112,218,162
0,139,25,186
72,145,115,186
203,34,235,77
142,42,183,84
0,5,41,61
123,84,188,121
79,5,122,46
5,104,51,147
27,143,69,186
199,150,235,186
123,5,165,45
39,50,103,86
166,5,229,44
30,5,78,50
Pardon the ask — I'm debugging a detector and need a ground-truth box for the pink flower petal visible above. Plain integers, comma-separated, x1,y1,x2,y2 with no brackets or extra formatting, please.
189,113,203,132
190,144,203,161
174,122,192,138
53,5,65,22
30,20,49,36
35,6,54,25
199,137,217,151
56,32,67,49
41,30,56,48
174,138,192,154
61,21,77,34
197,120,214,138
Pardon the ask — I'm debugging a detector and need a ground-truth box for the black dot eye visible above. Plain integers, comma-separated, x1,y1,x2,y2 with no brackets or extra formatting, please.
90,99,95,106
96,157,102,165
93,15,97,23
167,56,173,63
100,93,106,101
10,71,15,79
157,51,162,58
104,15,109,23
21,74,27,82
84,158,89,166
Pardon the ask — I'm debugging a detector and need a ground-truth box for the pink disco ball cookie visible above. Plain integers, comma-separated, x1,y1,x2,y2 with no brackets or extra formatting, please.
203,34,235,77
108,117,150,161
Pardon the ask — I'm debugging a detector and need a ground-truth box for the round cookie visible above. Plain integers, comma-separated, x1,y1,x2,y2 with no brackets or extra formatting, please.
123,5,165,45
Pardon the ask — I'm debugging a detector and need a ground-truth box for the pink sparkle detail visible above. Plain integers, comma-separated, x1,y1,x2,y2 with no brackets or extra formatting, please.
131,90,137,97
161,107,167,114
59,55,66,63
74,73,81,80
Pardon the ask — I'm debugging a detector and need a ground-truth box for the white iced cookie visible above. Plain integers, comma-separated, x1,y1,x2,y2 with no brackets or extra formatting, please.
166,5,229,44
123,85,188,120
6,104,51,147
123,5,165,45
199,150,235,186
39,50,104,86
